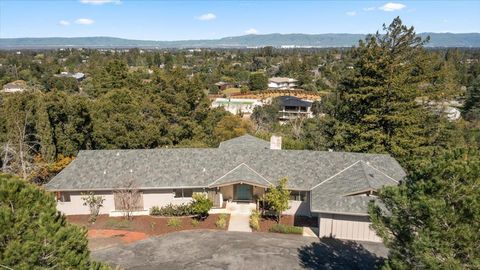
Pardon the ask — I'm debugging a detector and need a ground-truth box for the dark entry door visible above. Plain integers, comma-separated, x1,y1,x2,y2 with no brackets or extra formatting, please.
235,184,252,201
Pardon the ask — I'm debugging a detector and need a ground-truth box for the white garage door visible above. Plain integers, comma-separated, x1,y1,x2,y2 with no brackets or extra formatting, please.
318,213,382,242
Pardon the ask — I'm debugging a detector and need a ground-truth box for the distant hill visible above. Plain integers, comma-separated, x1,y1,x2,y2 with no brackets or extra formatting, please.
1,33,479,49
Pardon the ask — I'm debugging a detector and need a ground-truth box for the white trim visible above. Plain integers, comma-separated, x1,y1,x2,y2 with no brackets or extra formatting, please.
209,180,268,188
310,160,362,190
311,209,370,217
46,186,208,192
208,163,272,187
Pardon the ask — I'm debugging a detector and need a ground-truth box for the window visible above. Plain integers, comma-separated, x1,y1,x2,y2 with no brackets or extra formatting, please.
174,189,194,198
56,192,71,202
289,191,307,201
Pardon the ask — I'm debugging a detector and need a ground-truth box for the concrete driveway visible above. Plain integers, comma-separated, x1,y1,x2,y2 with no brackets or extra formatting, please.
92,230,388,270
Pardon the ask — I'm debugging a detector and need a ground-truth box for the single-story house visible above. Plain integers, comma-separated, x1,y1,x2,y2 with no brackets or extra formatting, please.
214,81,235,91
45,135,405,242
268,77,298,90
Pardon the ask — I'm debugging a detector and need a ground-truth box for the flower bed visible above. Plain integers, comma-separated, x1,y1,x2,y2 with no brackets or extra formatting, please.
67,214,230,236
256,215,317,233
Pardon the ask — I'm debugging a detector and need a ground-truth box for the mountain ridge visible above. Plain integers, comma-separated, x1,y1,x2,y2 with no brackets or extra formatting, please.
1,33,479,48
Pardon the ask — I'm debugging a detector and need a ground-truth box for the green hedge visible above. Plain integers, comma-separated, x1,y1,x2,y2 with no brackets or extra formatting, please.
150,203,194,216
269,224,303,234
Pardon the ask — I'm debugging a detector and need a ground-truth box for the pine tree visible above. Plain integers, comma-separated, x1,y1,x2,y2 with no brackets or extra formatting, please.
369,148,480,269
0,174,110,269
319,17,448,168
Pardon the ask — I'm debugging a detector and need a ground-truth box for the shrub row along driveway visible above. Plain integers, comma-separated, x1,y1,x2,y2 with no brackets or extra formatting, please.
92,230,388,270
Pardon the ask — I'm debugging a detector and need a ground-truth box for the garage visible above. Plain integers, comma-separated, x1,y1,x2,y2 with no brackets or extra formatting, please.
318,213,382,242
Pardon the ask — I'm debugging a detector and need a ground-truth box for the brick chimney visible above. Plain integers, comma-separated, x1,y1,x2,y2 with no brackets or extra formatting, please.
270,135,282,150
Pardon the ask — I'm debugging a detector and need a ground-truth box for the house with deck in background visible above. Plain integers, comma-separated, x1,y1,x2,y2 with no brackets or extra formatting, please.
268,77,298,90
46,135,404,242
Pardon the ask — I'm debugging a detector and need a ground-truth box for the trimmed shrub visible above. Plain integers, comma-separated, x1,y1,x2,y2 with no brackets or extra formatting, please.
249,210,260,231
191,193,213,219
150,203,194,216
215,214,228,229
167,217,182,228
269,224,303,234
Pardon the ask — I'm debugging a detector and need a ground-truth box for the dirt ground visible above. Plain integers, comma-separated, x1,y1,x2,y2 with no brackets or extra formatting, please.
68,214,230,250
258,215,317,232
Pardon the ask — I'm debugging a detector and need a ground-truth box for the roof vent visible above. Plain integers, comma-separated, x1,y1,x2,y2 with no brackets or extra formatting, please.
103,170,107,175
270,135,282,150
116,152,120,156
203,168,206,172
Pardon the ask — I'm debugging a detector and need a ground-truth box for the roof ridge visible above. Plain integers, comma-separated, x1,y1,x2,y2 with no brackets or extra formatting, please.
310,160,362,190
363,161,399,184
208,162,272,187
359,161,373,189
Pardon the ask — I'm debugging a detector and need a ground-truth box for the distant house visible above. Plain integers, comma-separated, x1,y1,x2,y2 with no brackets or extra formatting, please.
211,97,263,116
2,80,27,93
277,96,313,121
268,77,298,90
214,81,235,91
46,135,405,242
54,72,85,81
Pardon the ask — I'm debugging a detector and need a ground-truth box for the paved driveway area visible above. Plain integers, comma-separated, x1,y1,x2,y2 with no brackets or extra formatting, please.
92,230,388,270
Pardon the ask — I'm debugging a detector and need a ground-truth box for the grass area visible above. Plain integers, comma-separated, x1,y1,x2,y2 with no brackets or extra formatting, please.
105,219,132,230
222,87,241,95
269,224,303,234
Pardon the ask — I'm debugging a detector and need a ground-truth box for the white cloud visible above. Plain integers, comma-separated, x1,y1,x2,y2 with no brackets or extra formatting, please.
75,18,95,25
59,20,70,26
80,0,121,5
196,13,216,21
363,7,376,11
346,11,356,16
245,28,258,35
379,2,406,12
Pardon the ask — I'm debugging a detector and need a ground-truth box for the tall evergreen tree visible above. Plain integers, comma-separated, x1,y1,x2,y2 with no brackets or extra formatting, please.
312,17,449,168
0,174,110,269
369,148,480,269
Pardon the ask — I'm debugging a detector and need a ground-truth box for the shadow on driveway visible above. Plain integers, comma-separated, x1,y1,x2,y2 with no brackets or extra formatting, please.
298,237,385,269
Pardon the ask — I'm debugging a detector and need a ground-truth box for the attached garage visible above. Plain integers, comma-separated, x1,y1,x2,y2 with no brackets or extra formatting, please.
318,213,382,242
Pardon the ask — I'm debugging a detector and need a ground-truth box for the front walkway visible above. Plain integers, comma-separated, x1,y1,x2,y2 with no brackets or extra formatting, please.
226,202,255,232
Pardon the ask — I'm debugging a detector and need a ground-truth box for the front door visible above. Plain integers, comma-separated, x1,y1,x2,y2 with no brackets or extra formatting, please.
234,184,252,201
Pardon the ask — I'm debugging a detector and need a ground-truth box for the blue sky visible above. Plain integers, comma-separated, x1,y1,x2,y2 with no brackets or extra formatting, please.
1,0,479,40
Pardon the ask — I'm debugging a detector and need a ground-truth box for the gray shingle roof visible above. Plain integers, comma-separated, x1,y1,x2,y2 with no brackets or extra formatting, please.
209,163,272,187
310,161,399,215
46,135,405,214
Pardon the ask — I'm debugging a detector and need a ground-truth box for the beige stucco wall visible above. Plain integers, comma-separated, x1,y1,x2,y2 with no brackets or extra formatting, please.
57,189,195,216
253,186,266,198
142,189,193,211
318,213,382,242
219,186,234,201
56,191,115,216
